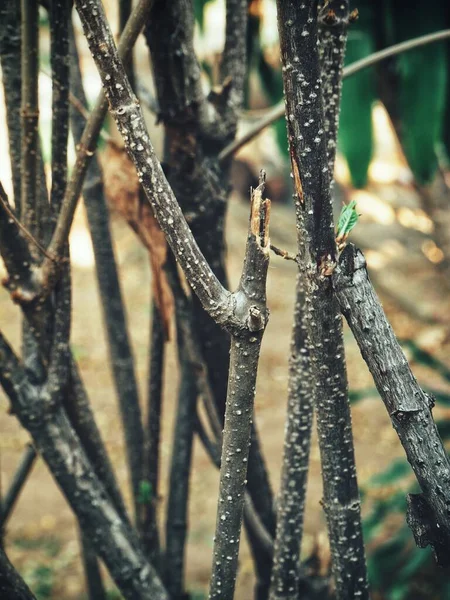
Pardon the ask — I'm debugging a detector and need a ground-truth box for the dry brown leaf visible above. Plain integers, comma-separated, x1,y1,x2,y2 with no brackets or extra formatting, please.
102,140,174,340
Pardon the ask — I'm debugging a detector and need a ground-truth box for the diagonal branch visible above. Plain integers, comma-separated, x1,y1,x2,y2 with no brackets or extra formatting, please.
38,0,154,294
0,545,36,600
219,28,450,162
0,332,168,600
74,0,236,328
69,21,145,529
334,244,450,565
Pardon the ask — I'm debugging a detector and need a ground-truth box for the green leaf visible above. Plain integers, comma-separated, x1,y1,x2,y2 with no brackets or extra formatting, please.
137,480,153,505
336,201,359,240
194,0,214,32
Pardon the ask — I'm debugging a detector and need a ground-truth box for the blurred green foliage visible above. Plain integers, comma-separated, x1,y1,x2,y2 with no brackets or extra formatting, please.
351,340,450,599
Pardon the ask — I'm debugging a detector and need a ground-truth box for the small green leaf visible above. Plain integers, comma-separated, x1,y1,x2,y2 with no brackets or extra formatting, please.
137,480,153,505
336,200,359,240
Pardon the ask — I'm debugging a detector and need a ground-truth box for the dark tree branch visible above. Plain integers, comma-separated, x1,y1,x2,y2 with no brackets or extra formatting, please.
0,333,168,600
166,250,276,576
318,0,353,177
219,28,450,163
39,0,154,293
334,244,450,566
79,529,106,600
49,0,70,215
146,0,277,562
0,1,22,211
142,305,165,565
269,274,314,600
69,22,145,528
0,444,37,533
209,178,270,600
119,0,135,91
0,545,36,600
165,357,197,600
0,183,131,533
221,0,248,121
74,0,237,328
276,2,368,598
20,0,40,240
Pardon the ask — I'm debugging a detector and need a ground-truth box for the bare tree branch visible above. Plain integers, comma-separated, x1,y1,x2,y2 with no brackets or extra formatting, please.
219,28,450,162
69,21,145,528
269,274,313,600
209,177,270,600
0,444,37,533
0,332,168,600
334,244,450,565
275,2,368,598
221,0,248,121
39,0,154,293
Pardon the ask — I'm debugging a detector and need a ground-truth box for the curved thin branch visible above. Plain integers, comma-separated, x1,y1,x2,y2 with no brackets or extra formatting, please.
219,28,450,162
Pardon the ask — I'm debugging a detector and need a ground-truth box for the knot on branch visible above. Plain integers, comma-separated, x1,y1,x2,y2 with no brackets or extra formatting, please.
407,493,450,567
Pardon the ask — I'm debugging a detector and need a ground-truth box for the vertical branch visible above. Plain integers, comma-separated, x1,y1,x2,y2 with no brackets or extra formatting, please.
269,274,314,600
146,0,277,566
164,356,197,599
209,178,270,600
79,530,107,600
20,0,40,236
275,2,369,599
318,0,354,177
50,0,70,214
69,23,145,527
0,445,37,533
142,305,165,564
221,0,249,117
40,0,154,288
119,0,135,91
0,1,22,210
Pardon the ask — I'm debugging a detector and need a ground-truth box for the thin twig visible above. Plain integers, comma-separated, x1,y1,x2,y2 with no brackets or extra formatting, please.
142,304,165,566
0,444,37,531
269,274,314,600
20,0,40,240
219,28,450,162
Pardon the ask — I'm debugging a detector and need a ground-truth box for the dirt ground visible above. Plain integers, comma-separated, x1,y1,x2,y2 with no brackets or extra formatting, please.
1,174,450,598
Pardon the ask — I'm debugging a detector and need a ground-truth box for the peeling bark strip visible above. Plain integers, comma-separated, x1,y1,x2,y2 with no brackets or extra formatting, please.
276,1,369,598
334,244,450,566
209,179,271,600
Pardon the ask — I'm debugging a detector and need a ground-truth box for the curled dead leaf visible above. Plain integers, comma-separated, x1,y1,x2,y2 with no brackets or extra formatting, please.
101,140,174,340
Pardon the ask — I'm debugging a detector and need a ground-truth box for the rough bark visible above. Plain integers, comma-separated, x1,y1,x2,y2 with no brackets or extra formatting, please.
69,23,145,527
269,274,314,600
334,244,450,566
276,2,368,598
0,333,168,600
209,180,270,600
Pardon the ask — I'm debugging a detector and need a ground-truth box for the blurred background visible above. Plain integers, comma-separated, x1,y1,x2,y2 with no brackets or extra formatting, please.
1,1,450,598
